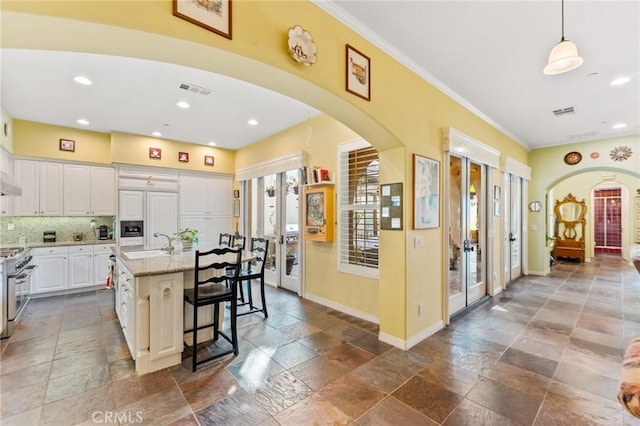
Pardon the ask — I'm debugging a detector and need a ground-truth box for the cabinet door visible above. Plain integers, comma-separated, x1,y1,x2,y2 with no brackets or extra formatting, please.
179,174,209,215
119,190,144,221
91,167,115,215
32,254,68,293
64,164,91,215
39,162,64,215
146,192,178,249
180,216,210,247
13,159,40,216
0,148,12,216
208,176,233,215
149,273,183,359
69,248,93,289
94,247,114,285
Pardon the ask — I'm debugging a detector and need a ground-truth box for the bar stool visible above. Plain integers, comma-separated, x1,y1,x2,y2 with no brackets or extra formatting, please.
237,237,269,318
183,246,242,372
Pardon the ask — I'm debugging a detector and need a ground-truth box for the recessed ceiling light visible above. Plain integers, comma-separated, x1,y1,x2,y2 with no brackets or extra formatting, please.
208,141,217,146
73,75,92,85
610,76,631,86
176,101,190,109
77,119,90,125
152,131,162,137
248,119,258,126
612,123,627,129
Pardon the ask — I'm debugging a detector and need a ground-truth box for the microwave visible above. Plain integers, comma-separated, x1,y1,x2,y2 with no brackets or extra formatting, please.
120,221,144,237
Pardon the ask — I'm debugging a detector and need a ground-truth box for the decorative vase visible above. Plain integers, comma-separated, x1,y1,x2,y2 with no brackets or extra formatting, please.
182,241,193,251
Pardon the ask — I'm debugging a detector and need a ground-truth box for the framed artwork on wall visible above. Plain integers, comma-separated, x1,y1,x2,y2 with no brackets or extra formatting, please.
413,154,440,229
149,147,161,159
346,44,370,101
59,139,75,152
204,155,214,166
173,0,232,40
179,152,189,162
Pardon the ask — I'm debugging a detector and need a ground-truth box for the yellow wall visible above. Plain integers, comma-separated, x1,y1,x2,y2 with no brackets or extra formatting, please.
1,1,529,344
528,135,640,272
12,120,111,163
111,132,235,174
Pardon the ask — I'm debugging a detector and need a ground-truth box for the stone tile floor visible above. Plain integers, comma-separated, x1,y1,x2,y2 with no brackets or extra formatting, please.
1,255,639,425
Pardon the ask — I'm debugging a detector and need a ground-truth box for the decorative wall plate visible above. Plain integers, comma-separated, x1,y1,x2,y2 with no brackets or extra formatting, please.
609,145,632,162
590,152,599,159
564,151,582,165
287,25,317,67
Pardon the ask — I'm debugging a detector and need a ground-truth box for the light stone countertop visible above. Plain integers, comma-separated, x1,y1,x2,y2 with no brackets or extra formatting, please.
112,245,254,278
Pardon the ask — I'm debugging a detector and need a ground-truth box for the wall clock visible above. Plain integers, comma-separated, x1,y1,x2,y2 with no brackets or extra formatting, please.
563,151,582,165
609,145,632,162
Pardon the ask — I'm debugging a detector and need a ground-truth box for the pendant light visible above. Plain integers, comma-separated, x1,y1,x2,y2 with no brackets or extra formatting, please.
543,0,584,75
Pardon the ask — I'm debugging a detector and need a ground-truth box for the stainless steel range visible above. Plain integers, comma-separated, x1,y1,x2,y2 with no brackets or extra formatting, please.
1,247,36,338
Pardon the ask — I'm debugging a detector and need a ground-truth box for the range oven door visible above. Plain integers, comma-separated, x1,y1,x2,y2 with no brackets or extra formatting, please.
8,264,37,321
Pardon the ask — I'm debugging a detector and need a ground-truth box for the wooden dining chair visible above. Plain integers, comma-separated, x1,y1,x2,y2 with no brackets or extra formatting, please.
237,237,269,318
183,246,242,372
219,233,232,247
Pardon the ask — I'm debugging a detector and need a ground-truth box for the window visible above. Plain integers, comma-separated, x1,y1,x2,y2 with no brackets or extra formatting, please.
338,140,380,278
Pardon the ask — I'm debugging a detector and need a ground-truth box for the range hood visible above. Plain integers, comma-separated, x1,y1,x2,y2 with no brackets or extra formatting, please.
0,171,21,196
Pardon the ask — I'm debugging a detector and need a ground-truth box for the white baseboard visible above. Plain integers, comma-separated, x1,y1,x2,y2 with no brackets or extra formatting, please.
304,293,379,324
378,320,444,350
527,269,548,276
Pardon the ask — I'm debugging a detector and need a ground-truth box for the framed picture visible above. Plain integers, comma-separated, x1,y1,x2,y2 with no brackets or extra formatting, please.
173,0,232,40
178,152,189,162
59,139,75,152
494,201,501,216
346,44,371,101
233,199,240,217
413,154,440,229
149,147,161,159
493,185,501,200
233,189,240,198
204,155,214,166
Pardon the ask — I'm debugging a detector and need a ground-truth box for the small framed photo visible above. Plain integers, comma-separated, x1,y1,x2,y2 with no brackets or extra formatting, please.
204,155,214,166
233,189,240,199
233,199,240,217
494,200,501,216
59,139,75,152
173,0,232,40
493,185,501,200
178,152,189,163
346,44,371,101
149,147,161,159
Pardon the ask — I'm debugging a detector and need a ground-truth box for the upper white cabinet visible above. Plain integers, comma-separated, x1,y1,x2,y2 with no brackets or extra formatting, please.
119,190,144,221
1,148,12,216
13,159,63,216
64,164,115,215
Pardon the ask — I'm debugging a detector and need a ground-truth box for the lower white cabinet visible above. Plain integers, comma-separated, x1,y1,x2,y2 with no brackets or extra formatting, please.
32,247,68,294
32,243,115,294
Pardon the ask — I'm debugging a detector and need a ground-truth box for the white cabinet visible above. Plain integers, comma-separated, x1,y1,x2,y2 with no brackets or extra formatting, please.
31,247,68,294
1,148,12,216
147,192,178,249
179,174,232,246
119,190,144,221
13,160,64,216
68,246,93,289
64,164,115,216
116,261,136,358
93,244,115,286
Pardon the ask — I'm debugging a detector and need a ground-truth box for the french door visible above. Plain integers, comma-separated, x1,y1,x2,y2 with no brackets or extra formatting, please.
593,187,622,255
448,156,487,315
506,174,523,282
252,170,301,294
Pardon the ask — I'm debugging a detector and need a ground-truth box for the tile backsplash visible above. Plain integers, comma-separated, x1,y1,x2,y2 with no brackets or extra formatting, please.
0,216,115,245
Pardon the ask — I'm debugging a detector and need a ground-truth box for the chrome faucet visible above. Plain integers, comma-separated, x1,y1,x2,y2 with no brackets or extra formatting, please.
154,232,174,254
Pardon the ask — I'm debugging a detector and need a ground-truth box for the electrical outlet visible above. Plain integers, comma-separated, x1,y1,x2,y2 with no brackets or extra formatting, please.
418,304,424,316
414,236,423,249
90,220,96,229
7,223,14,231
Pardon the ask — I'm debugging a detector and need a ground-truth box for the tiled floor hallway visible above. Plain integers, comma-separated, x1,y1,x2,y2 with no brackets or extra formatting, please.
1,255,639,425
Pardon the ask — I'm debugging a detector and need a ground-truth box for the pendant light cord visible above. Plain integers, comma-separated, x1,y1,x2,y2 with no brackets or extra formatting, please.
561,0,565,41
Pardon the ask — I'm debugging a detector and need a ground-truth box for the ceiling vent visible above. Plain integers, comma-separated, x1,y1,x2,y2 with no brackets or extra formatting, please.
552,106,576,116
179,83,211,96
568,130,601,140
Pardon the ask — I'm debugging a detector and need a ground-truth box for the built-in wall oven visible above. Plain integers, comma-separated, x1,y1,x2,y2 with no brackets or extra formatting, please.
1,248,36,338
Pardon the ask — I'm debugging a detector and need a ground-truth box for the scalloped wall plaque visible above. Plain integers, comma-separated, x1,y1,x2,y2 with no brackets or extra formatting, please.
609,145,632,162
287,25,317,67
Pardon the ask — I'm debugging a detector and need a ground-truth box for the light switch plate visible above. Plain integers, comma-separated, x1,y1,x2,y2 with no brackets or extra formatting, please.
414,236,423,248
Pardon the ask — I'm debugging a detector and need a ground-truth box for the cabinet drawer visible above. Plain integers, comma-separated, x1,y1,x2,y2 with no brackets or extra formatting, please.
33,246,68,256
93,243,115,253
68,245,93,254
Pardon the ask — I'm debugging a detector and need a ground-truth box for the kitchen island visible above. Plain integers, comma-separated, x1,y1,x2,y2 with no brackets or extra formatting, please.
112,245,228,375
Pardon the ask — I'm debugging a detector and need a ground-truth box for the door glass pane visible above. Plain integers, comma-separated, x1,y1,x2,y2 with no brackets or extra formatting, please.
448,156,462,297
510,175,521,268
263,174,277,274
284,169,300,280
468,161,482,288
